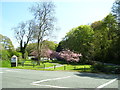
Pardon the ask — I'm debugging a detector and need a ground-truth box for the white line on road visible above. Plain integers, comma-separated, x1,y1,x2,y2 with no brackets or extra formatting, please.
31,76,71,88
0,72,3,73
97,78,117,88
6,70,19,72
32,83,69,88
32,76,71,84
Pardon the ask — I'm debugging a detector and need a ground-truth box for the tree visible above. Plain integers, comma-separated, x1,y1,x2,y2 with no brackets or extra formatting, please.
112,0,120,25
56,42,64,52
0,34,14,50
58,50,82,64
42,40,58,51
91,14,119,64
111,0,120,64
26,40,57,55
30,48,54,59
0,34,18,60
30,2,56,65
61,25,94,63
13,20,35,59
0,34,14,60
91,21,103,30
26,43,37,55
0,50,10,60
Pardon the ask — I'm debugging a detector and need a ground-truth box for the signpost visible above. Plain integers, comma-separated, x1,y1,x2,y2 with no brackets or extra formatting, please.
11,55,18,67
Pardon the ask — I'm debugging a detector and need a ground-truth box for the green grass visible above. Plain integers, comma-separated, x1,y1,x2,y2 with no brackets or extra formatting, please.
23,60,54,68
53,65,92,72
0,60,11,67
0,60,92,72
1,60,119,74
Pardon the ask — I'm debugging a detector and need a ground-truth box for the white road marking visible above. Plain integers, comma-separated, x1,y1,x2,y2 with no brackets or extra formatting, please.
32,83,69,88
97,78,117,88
31,76,71,88
0,72,3,73
32,76,71,84
6,70,19,72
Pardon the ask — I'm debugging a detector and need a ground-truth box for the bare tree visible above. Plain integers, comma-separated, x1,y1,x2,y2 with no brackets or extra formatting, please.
30,2,56,65
13,20,35,58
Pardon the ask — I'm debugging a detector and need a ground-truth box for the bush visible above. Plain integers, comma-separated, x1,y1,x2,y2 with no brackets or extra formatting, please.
0,50,10,60
91,63,106,72
114,68,120,74
91,63,120,74
0,60,11,67
9,51,22,57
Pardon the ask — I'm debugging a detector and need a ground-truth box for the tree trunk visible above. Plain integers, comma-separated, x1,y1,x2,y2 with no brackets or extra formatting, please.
20,40,25,59
37,39,41,65
20,40,28,59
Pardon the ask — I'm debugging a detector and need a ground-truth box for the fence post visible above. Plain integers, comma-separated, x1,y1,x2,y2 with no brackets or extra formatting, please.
33,63,34,68
74,66,76,69
32,61,36,68
84,65,86,72
44,64,45,69
54,65,56,70
64,66,66,70
22,61,24,67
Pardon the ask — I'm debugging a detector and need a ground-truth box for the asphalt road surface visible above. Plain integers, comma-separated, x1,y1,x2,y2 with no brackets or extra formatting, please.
0,68,119,89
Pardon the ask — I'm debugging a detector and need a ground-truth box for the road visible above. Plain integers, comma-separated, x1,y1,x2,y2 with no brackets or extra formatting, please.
0,68,119,89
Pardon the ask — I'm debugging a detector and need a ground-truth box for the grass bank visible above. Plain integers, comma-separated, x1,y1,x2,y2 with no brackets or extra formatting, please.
0,60,92,72
0,60,119,74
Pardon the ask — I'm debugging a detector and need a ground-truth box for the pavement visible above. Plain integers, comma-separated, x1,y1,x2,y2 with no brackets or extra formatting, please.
0,68,119,89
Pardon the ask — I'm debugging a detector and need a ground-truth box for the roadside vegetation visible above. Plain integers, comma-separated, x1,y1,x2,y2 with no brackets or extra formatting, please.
0,59,120,74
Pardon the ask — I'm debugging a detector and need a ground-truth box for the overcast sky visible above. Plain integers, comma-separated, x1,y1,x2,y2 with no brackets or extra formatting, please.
0,0,115,48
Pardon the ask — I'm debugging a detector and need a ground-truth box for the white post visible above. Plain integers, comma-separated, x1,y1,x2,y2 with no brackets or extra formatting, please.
16,57,18,67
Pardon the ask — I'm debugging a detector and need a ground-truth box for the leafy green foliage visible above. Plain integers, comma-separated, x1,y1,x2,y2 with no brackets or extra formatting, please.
26,43,37,55
0,60,11,67
56,42,64,52
92,14,119,64
58,13,120,65
60,25,94,63
26,40,58,55
0,34,22,61
112,0,120,24
0,34,14,50
42,40,58,51
0,50,10,60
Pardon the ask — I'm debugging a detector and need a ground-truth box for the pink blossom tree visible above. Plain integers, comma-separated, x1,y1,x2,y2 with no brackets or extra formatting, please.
30,48,82,64
58,50,82,63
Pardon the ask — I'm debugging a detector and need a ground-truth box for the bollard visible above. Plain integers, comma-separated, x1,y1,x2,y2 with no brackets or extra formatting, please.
33,63,34,68
44,64,45,69
22,61,24,67
74,66,76,69
64,66,66,70
54,65,56,70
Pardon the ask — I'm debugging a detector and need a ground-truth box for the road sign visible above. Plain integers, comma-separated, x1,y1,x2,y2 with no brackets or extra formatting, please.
11,55,18,67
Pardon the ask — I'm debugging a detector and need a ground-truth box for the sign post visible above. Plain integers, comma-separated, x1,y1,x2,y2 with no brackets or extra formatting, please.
11,55,18,67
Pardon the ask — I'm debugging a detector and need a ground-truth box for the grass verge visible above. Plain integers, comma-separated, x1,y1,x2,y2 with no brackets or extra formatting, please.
1,60,119,74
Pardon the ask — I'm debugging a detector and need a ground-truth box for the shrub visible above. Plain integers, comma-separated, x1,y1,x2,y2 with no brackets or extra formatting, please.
91,63,106,72
56,50,82,63
9,51,22,57
0,50,10,60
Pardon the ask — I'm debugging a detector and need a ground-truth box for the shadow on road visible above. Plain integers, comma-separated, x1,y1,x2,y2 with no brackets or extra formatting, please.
75,72,119,79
